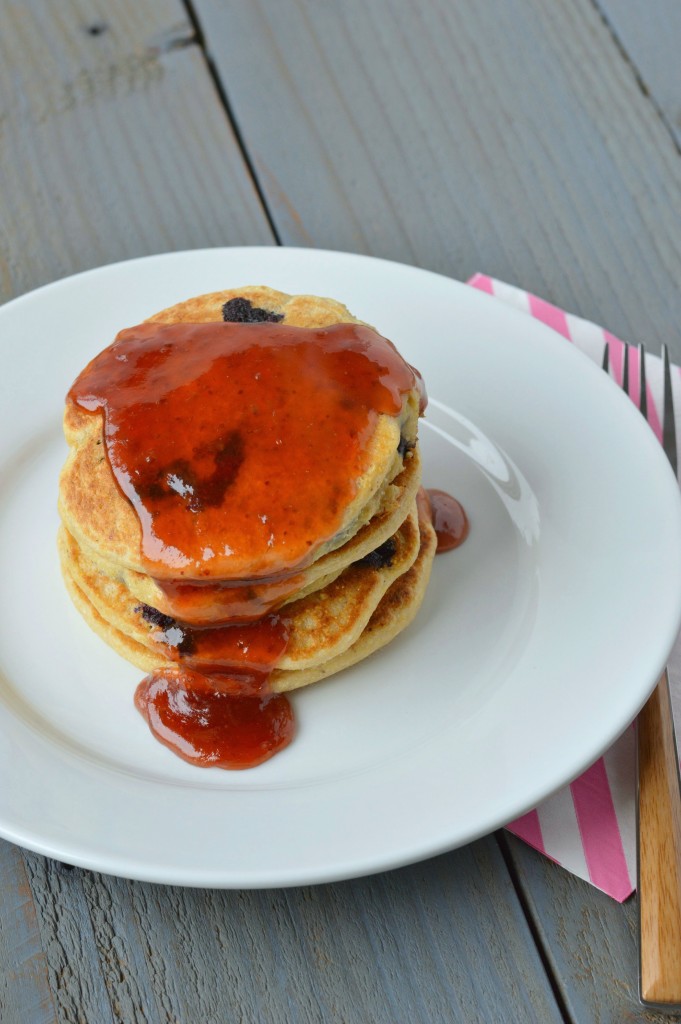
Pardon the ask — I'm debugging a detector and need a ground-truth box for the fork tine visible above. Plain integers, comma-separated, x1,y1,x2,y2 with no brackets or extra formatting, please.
639,344,647,420
622,343,629,396
662,344,677,476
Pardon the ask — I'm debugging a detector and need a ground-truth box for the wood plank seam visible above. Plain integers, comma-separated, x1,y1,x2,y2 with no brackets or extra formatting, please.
496,833,575,1024
0,843,58,1024
180,0,283,244
589,0,681,157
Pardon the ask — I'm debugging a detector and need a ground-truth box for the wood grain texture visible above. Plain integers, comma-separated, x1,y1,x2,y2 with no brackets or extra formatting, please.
502,833,681,1023
593,0,681,150
0,843,56,1024
20,855,117,1024
22,853,197,1024
25,843,563,1024
194,0,681,358
638,673,681,1007
0,0,271,304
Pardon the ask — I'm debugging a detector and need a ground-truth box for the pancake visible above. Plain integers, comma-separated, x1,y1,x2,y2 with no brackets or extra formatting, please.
58,286,437,768
60,501,437,694
71,448,421,624
147,286,370,331
59,502,421,674
59,395,412,581
60,287,422,581
273,502,437,692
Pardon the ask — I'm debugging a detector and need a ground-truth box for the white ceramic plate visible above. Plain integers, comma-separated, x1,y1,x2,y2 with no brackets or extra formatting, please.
1,247,681,888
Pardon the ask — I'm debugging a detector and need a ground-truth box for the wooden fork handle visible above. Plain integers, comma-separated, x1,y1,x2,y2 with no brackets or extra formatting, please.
638,670,681,1006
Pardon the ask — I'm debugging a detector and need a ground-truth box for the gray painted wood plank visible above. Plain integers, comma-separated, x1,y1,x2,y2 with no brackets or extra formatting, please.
501,834,681,1024
194,0,681,359
21,854,117,1024
23,857,185,1024
594,0,681,150
0,0,271,303
104,842,564,1024
0,843,56,1024
14,843,567,1024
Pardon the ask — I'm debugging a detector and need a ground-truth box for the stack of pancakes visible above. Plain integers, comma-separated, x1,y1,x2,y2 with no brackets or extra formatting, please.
58,287,436,694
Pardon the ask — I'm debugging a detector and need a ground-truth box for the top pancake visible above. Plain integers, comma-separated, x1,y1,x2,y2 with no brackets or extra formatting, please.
59,288,422,581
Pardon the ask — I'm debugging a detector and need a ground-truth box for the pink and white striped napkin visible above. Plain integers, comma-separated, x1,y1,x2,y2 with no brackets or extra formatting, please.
468,273,681,902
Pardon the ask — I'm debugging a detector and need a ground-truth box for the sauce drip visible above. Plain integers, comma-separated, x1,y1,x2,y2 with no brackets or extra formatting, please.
135,669,294,769
426,489,469,552
154,572,305,625
70,318,422,769
69,321,419,578
138,604,290,691
134,603,292,766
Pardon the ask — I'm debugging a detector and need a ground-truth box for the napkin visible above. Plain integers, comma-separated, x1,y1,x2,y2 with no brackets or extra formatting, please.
468,273,681,902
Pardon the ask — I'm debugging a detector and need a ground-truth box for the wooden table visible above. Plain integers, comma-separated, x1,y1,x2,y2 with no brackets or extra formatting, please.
2,2,681,1021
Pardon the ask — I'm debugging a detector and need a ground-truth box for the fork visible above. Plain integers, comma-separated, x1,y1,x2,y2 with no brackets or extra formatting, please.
604,342,681,1009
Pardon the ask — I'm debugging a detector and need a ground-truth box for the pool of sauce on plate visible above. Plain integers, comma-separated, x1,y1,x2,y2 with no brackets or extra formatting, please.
133,604,293,768
134,668,295,770
426,489,469,552
69,317,422,769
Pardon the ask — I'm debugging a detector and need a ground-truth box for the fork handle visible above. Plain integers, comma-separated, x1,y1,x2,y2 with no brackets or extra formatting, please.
638,670,681,1005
